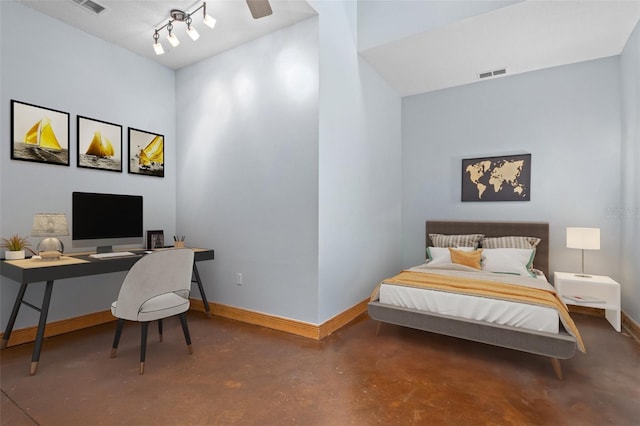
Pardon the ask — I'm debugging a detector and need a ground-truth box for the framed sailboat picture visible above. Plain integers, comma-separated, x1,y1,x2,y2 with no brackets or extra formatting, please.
10,100,70,166
77,116,122,172
128,127,164,177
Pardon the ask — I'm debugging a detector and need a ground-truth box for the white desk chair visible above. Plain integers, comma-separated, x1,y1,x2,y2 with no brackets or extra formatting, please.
110,248,195,374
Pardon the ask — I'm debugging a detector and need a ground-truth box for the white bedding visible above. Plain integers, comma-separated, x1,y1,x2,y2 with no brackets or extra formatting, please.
378,263,560,333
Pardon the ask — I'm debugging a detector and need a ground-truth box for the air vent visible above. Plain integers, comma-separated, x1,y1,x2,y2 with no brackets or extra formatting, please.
72,0,107,15
478,68,508,79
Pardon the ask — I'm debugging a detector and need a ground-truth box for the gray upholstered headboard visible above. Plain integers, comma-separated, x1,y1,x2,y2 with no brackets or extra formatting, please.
426,220,550,278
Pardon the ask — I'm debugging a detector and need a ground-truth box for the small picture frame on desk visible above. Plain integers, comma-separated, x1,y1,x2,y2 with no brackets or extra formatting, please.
146,230,164,250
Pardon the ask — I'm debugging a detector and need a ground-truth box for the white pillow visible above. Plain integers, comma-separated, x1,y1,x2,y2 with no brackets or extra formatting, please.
426,246,475,266
481,248,536,277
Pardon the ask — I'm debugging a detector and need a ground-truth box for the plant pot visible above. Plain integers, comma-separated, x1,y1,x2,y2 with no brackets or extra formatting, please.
5,250,25,260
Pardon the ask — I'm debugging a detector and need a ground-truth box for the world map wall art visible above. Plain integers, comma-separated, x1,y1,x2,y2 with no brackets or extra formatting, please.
461,154,531,202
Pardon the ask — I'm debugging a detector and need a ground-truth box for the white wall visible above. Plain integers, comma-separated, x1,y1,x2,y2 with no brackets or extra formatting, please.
401,59,623,284
620,21,640,324
313,0,402,322
175,18,321,323
0,1,176,329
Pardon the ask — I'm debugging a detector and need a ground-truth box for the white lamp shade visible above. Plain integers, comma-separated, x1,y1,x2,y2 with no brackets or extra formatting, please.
153,42,165,55
566,227,600,250
31,213,69,237
167,32,180,47
203,14,216,29
187,25,200,41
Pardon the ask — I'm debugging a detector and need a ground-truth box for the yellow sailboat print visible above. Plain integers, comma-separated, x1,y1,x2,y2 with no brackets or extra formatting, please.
23,117,62,150
85,131,115,157
138,135,164,167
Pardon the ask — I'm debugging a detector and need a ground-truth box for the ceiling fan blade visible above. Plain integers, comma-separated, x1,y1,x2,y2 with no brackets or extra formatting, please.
246,0,273,19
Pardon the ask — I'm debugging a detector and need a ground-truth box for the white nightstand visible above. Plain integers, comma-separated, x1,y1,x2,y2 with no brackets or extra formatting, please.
554,272,621,332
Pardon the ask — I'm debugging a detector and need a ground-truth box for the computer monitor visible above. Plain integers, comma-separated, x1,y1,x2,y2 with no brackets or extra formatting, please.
72,191,143,253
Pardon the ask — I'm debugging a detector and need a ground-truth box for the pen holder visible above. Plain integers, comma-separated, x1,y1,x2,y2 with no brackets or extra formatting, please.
174,241,185,248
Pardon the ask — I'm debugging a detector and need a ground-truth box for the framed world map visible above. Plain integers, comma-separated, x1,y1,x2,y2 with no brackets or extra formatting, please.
461,154,531,202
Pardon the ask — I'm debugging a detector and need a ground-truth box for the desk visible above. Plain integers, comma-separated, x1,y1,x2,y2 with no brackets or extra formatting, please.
0,248,214,375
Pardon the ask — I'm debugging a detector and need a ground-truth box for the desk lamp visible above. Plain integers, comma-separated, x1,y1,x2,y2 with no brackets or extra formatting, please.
566,227,600,277
31,213,69,260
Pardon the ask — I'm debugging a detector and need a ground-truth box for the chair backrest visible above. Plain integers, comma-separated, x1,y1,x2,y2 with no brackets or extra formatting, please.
114,248,195,321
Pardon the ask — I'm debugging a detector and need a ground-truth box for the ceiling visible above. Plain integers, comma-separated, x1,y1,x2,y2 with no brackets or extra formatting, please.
16,0,640,96
17,0,318,70
360,1,640,96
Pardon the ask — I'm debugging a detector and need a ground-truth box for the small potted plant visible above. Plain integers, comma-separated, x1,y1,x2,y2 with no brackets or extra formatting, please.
1,234,30,260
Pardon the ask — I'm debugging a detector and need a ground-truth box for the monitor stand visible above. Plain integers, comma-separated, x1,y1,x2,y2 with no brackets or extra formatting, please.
96,245,113,254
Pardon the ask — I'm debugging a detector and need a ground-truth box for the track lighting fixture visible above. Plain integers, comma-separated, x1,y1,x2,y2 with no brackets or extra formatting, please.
152,1,216,55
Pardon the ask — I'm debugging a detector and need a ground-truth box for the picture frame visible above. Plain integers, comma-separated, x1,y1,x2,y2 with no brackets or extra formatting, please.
10,99,70,166
461,153,531,202
128,127,164,177
77,115,123,172
146,230,164,250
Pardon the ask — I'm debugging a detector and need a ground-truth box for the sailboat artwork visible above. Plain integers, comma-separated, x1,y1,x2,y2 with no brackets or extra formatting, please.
128,128,164,177
24,118,62,150
139,135,164,167
77,116,123,172
11,100,70,166
85,131,115,157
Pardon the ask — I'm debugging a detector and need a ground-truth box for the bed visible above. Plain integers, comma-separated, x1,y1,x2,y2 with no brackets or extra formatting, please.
367,220,584,379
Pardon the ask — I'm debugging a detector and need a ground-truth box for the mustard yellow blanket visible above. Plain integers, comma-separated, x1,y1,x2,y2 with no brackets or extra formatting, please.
371,270,586,353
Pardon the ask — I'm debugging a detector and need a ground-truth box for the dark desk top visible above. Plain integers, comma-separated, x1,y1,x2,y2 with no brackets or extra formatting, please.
0,248,214,283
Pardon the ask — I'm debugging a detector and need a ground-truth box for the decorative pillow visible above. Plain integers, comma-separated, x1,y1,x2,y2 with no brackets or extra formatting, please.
426,246,474,265
429,234,484,249
481,248,536,277
448,248,483,269
481,236,541,249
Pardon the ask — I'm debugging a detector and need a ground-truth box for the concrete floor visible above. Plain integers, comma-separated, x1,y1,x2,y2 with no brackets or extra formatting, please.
1,312,638,425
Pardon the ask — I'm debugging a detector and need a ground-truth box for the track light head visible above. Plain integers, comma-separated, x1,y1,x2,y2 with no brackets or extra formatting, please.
153,30,164,55
151,2,214,54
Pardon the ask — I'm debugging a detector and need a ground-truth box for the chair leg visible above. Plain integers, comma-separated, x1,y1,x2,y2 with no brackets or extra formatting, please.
178,313,193,354
140,322,149,375
158,319,163,342
111,319,125,358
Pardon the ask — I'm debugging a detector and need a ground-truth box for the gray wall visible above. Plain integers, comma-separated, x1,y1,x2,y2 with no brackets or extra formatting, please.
176,3,403,325
401,58,623,286
3,0,634,331
620,22,640,323
0,1,176,329
0,1,403,332
314,1,402,322
175,18,321,323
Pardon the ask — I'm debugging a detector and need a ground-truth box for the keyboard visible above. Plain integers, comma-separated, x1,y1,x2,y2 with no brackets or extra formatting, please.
89,251,137,259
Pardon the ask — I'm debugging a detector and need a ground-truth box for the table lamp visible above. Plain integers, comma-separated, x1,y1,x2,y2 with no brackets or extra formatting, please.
31,213,69,260
566,227,600,277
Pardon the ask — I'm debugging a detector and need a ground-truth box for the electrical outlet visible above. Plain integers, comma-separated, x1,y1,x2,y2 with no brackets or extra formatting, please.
236,272,243,285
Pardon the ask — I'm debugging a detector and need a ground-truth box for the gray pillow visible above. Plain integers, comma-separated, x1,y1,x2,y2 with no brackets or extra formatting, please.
429,233,484,249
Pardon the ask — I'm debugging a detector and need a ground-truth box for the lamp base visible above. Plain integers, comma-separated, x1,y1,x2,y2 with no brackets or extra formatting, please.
37,237,64,254
573,273,592,278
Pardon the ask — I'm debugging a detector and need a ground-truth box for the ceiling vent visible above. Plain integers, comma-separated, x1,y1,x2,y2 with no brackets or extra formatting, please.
72,0,107,15
478,68,508,79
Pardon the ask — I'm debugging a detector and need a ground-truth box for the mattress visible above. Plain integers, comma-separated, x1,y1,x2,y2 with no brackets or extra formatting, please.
378,275,560,333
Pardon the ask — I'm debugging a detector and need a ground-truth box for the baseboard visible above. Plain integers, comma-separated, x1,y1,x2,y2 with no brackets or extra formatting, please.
0,298,370,347
190,298,370,340
0,310,116,348
2,299,632,346
622,311,640,343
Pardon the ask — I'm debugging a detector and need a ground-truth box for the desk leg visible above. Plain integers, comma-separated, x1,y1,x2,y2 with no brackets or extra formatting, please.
192,264,211,318
30,280,54,376
1,282,29,349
